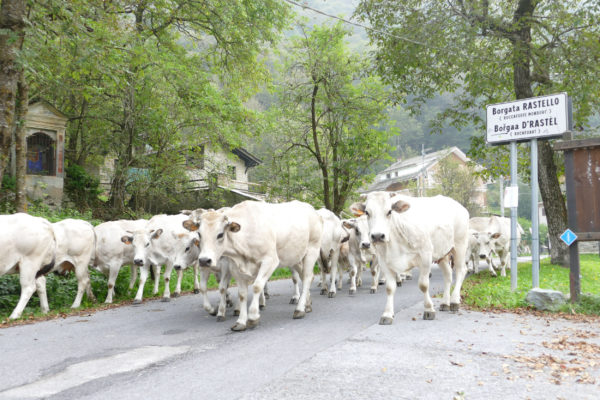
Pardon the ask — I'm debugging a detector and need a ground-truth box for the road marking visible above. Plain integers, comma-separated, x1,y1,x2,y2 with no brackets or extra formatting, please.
0,346,189,399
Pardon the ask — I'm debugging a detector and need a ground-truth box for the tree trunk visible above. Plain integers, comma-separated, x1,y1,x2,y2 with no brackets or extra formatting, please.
0,0,26,185
511,0,568,265
14,70,28,211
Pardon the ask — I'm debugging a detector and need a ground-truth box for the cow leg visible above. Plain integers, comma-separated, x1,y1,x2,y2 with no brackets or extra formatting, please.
193,263,200,294
133,265,150,304
152,264,161,294
328,256,339,298
72,261,94,308
105,265,120,304
231,269,249,331
198,267,216,315
416,254,435,319
290,268,300,304
486,256,497,276
318,260,327,295
347,254,357,295
450,251,468,310
128,265,138,290
356,261,363,287
498,249,509,277
10,267,38,319
216,268,231,321
248,256,279,326
438,258,453,311
174,268,183,297
35,275,50,314
295,246,318,318
161,263,174,301
370,259,380,294
379,262,397,325
263,281,271,300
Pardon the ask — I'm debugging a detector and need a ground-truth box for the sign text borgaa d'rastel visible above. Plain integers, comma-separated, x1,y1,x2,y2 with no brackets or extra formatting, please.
486,93,568,145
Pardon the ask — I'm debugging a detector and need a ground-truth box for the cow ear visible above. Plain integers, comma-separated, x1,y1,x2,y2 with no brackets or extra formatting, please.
180,209,192,216
228,222,241,233
151,228,163,240
193,238,200,247
341,234,350,243
342,220,355,229
121,235,133,245
391,200,410,213
350,202,365,217
491,232,501,239
359,193,368,200
183,220,199,232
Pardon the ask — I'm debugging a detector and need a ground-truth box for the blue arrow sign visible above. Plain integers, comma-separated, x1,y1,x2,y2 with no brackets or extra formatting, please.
560,229,578,246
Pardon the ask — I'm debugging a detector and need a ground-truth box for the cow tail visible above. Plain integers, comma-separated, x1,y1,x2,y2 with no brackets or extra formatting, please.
90,227,98,267
36,222,57,278
319,250,330,274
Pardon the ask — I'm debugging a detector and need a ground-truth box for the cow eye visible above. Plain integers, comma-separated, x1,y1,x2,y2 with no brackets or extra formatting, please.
387,210,392,216
145,242,150,248
217,232,224,240
365,210,370,216
185,246,190,252
355,228,360,235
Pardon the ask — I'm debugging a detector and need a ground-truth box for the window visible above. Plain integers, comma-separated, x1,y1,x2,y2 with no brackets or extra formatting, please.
228,165,236,180
386,173,391,179
27,132,55,176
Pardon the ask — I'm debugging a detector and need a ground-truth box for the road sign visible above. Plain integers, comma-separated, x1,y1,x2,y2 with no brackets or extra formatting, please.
486,93,569,145
560,229,578,246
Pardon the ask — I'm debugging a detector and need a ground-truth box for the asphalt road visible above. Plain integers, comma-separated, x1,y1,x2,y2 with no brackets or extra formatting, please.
0,268,445,400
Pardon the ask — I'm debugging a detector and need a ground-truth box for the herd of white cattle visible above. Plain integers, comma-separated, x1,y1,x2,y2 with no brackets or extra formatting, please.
0,192,522,330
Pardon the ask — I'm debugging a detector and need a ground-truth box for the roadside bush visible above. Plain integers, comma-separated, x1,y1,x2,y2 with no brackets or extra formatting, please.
64,164,102,210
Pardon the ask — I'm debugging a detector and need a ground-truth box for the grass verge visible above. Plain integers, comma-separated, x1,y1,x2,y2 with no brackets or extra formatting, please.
461,254,600,315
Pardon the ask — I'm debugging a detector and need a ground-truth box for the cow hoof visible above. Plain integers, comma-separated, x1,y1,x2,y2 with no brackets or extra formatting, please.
328,292,336,298
349,289,356,295
320,289,327,295
194,289,200,294
450,303,460,312
247,318,259,328
305,304,312,313
264,293,271,300
379,317,393,325
209,309,218,316
396,281,402,287
439,304,450,311
259,304,265,310
293,310,305,319
370,289,376,294
428,273,432,278
233,310,240,316
172,293,180,298
161,297,170,303
378,280,385,285
132,299,142,305
216,316,226,322
406,275,413,280
289,298,298,305
423,311,436,320
231,323,246,332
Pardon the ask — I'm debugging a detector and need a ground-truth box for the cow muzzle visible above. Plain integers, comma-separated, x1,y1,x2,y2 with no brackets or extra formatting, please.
479,254,486,260
134,258,144,266
370,233,385,243
198,257,213,267
174,265,182,271
361,242,371,249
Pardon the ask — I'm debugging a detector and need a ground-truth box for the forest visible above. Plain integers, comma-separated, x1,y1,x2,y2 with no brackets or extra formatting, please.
1,0,599,264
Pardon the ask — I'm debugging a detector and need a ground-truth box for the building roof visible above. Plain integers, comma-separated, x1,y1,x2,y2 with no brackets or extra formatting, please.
232,147,262,169
366,146,469,192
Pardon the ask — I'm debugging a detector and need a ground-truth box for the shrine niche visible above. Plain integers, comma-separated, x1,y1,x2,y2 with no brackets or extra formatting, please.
21,101,67,203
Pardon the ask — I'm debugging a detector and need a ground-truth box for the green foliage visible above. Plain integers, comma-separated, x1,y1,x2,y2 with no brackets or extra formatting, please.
462,254,600,315
427,158,481,216
64,164,102,209
255,22,395,213
27,203,102,226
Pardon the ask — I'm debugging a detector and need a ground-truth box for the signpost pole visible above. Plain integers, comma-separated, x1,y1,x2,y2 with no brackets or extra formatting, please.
510,141,518,291
530,138,540,288
565,97,580,302
499,176,504,218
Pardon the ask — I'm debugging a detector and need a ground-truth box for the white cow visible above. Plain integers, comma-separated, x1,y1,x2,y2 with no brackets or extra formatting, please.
470,216,522,277
52,219,96,308
182,200,322,331
121,214,198,303
0,213,56,319
466,229,482,273
93,219,149,303
341,216,381,293
316,208,350,297
351,192,469,324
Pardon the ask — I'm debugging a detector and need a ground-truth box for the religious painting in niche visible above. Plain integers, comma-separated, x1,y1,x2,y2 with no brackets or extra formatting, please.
27,132,56,176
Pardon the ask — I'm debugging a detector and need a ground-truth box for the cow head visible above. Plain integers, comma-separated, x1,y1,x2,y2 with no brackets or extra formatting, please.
350,192,411,244
185,210,240,268
171,231,201,271
343,215,372,250
473,231,501,260
121,228,163,266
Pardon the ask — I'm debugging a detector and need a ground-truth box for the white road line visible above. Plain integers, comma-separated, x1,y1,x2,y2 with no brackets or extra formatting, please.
0,346,190,399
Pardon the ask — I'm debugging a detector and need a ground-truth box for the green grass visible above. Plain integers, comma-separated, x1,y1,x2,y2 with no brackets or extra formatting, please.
461,254,600,315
